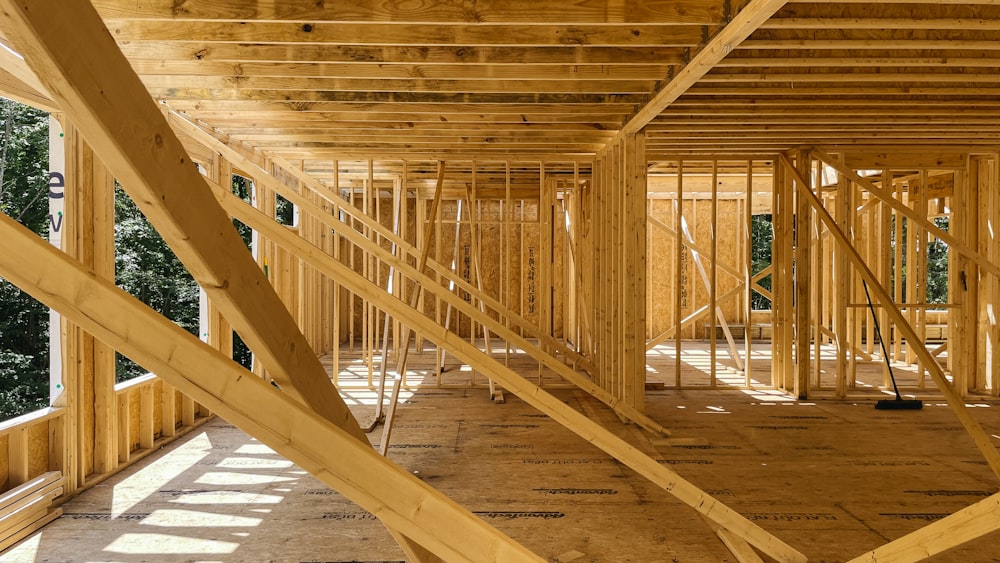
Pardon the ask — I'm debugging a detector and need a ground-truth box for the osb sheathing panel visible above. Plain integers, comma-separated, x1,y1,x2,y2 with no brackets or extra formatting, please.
508,203,524,333
551,204,566,339
14,387,1000,562
27,421,48,478
399,197,556,340
479,200,504,326
648,199,676,338
647,199,744,339
522,216,541,330
692,199,742,328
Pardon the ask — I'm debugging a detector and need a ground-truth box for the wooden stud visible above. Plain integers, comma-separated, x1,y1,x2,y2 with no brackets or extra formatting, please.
744,160,754,388
916,169,929,386
159,382,176,438
210,176,801,561
504,161,512,366
116,393,129,465
373,168,403,424
710,160,719,387
0,210,542,562
892,173,905,364
675,160,684,388
463,179,498,395
0,0,368,443
138,383,155,450
396,162,446,382
982,156,1000,396
905,173,918,369
173,115,594,373
786,153,1000,480
835,163,850,398
7,427,28,487
812,161,824,388
378,379,403,457
331,159,342,383
814,149,1000,278
794,149,811,399
847,491,1000,562
364,162,374,386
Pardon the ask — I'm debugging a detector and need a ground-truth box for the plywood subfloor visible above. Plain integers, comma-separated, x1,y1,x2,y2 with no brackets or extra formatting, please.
332,339,959,397
4,383,1000,562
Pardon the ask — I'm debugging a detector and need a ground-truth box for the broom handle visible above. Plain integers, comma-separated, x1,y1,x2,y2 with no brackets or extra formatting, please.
861,279,903,400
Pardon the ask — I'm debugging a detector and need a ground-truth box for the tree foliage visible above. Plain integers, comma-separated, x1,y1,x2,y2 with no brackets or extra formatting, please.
750,214,773,310
925,217,949,304
0,100,50,419
114,184,200,381
231,175,253,369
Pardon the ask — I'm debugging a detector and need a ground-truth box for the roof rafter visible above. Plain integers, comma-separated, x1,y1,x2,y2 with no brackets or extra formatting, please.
611,0,789,145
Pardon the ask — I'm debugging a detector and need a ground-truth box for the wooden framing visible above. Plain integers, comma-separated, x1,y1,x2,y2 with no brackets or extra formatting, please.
590,133,648,411
0,0,366,442
198,167,805,563
847,491,1000,562
0,211,539,562
3,0,1000,560
781,153,1000,480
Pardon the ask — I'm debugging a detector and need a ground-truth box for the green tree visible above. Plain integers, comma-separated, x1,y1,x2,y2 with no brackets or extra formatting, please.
926,217,949,304
231,174,253,369
750,214,773,310
0,100,51,419
114,184,199,381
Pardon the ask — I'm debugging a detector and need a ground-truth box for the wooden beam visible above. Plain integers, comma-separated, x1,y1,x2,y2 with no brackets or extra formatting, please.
204,171,670,436
674,161,684,387
847,492,1000,562
812,148,1000,278
396,161,446,380
0,0,365,440
701,515,766,563
793,149,810,398
647,286,744,350
106,20,705,48
0,211,541,563
200,164,806,563
0,41,56,111
139,75,656,95
130,60,672,82
782,153,1000,480
614,0,788,140
120,42,684,66
91,0,725,24
169,113,596,374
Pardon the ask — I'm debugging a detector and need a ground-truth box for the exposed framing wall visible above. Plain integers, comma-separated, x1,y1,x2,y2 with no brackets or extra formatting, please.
0,119,212,513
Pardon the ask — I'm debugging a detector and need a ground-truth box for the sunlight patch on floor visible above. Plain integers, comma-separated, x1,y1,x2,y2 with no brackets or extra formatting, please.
195,471,296,487
111,431,213,518
170,491,284,505
103,533,239,555
141,508,263,528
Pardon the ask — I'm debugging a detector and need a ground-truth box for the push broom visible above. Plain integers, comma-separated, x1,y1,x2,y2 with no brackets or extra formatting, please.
861,279,924,410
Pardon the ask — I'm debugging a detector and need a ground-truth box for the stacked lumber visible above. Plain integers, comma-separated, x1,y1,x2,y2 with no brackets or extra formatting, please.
0,471,64,551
